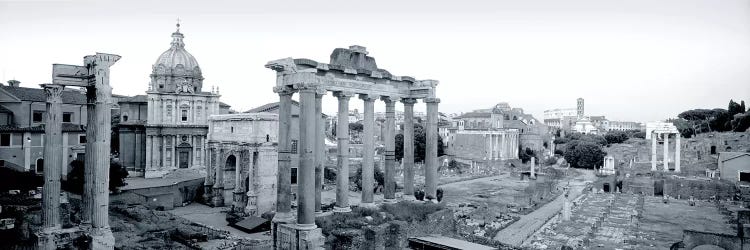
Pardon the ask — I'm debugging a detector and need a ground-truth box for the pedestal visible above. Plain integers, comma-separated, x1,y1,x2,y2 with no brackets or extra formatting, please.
275,223,323,250
90,228,115,249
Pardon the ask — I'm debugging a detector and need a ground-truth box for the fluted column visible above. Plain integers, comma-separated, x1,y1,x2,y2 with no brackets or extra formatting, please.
651,132,657,171
501,133,506,160
297,84,318,225
425,98,440,201
663,133,669,171
82,85,96,225
675,135,681,172
382,96,399,202
145,135,152,173
273,86,294,221
360,94,379,205
401,98,417,200
42,84,64,230
86,53,119,249
315,89,326,214
334,91,353,212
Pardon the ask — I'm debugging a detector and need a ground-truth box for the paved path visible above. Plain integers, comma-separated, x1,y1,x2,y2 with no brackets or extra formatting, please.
493,169,591,246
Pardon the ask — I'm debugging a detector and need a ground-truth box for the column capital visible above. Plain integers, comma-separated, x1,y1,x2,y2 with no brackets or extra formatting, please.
273,86,296,96
381,96,400,103
359,94,380,102
401,98,418,105
292,83,320,92
424,98,441,104
333,91,355,100
41,84,65,103
315,87,327,97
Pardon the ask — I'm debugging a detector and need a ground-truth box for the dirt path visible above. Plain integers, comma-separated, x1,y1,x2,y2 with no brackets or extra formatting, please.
493,169,594,246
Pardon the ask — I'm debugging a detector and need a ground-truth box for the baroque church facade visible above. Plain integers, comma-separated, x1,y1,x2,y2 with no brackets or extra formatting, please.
117,23,229,178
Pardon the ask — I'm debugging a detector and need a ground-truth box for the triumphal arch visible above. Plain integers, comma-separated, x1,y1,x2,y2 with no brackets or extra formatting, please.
266,45,440,249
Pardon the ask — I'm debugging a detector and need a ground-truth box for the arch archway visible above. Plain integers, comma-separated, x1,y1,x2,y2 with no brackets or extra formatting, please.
225,155,236,170
36,158,44,173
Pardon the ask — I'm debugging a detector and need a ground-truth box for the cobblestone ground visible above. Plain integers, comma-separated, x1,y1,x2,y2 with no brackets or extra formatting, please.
525,193,741,249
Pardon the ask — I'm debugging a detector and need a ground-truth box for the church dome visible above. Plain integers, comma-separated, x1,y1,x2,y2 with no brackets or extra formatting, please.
150,22,204,93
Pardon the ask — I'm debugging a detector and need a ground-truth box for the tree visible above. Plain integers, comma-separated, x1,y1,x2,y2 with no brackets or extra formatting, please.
349,122,364,133
732,113,750,132
563,141,606,169
741,100,747,114
518,147,535,163
353,165,385,191
64,159,129,194
604,131,629,144
395,123,445,163
729,100,743,116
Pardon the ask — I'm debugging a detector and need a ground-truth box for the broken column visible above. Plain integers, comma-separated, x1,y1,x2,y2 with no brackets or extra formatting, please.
41,84,64,244
425,97,440,201
675,135,681,173
530,157,536,179
663,133,669,171
334,91,353,212
651,132,657,171
382,96,398,202
402,98,417,200
360,94,378,206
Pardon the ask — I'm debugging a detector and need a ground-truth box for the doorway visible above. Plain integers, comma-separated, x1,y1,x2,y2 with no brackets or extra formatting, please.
654,179,664,196
176,142,192,168
36,159,44,173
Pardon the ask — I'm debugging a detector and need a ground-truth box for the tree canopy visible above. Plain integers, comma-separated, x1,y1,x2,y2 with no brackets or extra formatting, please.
563,141,606,169
395,123,445,163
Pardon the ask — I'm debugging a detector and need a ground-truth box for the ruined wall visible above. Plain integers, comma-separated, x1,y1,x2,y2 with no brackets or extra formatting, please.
663,178,736,200
112,177,204,209
453,133,488,161
255,146,278,215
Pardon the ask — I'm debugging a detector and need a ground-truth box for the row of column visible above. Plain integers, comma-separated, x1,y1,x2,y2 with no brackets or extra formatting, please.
145,134,207,171
487,133,519,160
650,132,681,172
42,53,120,249
273,84,441,229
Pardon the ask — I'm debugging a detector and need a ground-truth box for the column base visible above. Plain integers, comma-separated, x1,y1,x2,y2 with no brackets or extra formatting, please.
275,223,323,250
402,195,415,201
383,198,397,204
358,202,378,209
90,227,115,250
333,206,352,213
273,211,295,223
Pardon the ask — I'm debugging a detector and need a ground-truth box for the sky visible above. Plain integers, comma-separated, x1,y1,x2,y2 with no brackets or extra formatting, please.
1,0,749,122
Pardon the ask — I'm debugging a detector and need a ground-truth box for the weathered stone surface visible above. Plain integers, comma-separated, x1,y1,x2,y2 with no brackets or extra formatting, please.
329,46,378,71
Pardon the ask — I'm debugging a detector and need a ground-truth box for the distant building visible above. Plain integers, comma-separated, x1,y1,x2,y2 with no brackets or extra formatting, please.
0,80,87,178
603,120,643,132
718,152,750,182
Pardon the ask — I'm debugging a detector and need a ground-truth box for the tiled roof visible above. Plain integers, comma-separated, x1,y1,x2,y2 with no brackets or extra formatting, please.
220,102,231,107
456,111,491,119
504,120,528,129
245,101,300,113
117,95,147,103
0,123,86,132
1,86,87,105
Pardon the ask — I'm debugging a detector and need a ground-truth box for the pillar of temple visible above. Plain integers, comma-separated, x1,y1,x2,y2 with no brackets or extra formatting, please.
82,85,96,226
334,91,353,212
361,94,378,205
87,53,119,249
530,156,536,178
297,84,318,225
425,98,440,201
675,135,681,172
273,86,294,222
663,133,669,172
402,98,417,200
42,84,64,231
233,150,243,213
145,136,152,175
382,96,398,202
203,147,214,201
501,133,506,160
651,132,657,171
315,89,326,214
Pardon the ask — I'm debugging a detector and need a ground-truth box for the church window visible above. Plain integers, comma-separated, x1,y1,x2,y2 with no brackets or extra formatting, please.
167,105,172,118
181,109,188,121
231,127,234,133
63,112,73,123
291,168,298,184
33,111,44,123
159,84,164,89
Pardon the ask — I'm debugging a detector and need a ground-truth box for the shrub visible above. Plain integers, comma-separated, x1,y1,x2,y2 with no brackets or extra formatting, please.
414,189,425,201
604,131,629,144
64,159,129,194
353,166,384,191
436,188,444,202
324,168,337,183
563,141,606,169
554,149,564,155
0,167,43,192
381,201,444,222
545,157,558,166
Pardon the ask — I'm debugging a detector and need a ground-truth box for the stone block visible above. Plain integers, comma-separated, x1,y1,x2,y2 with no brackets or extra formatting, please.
276,223,323,250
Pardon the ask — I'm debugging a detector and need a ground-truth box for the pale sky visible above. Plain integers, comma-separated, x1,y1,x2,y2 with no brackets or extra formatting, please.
1,0,749,122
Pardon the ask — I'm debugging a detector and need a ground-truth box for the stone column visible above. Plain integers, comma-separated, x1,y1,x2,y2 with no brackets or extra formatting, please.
204,147,215,202
42,84,64,230
172,136,177,168
530,157,536,178
314,89,326,214
145,136,152,173
663,133,669,171
401,98,417,200
382,96,398,202
651,132,657,171
82,84,96,225
675,134,681,173
86,53,120,249
501,133,507,160
425,98,440,201
212,148,224,207
360,94,379,205
273,86,294,221
161,136,167,170
233,150,243,212
297,84,318,225
334,91,353,212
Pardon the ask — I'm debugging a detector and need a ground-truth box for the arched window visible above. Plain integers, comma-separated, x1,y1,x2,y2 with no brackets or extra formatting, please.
266,134,270,142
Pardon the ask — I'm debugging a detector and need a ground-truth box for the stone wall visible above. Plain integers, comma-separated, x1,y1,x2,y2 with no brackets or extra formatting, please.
662,178,736,200
453,133,488,160
111,177,204,210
